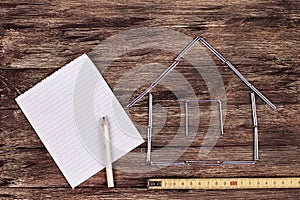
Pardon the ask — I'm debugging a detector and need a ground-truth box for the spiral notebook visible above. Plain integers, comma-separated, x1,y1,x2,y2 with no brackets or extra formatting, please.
15,54,144,188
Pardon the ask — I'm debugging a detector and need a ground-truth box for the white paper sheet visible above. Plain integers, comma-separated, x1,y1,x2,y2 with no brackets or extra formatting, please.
15,54,144,188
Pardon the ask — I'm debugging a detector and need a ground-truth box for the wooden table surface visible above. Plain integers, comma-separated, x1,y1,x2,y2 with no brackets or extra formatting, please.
1,0,299,199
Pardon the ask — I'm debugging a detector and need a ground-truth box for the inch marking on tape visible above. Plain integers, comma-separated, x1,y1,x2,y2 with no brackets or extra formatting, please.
148,177,300,190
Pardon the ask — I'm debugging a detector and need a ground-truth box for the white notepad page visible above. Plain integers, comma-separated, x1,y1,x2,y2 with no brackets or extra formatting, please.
15,54,144,188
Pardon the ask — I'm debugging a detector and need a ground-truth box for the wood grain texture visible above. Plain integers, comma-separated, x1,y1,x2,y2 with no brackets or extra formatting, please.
1,0,300,199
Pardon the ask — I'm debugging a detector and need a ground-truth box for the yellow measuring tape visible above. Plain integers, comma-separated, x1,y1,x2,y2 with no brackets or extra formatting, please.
148,177,300,190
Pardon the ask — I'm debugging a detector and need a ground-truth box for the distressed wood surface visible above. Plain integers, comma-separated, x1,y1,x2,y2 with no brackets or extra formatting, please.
1,0,300,199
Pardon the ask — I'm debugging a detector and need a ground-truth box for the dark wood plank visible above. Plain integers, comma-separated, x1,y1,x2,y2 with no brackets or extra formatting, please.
1,0,299,69
1,147,300,188
1,188,300,200
1,60,299,109
1,104,300,148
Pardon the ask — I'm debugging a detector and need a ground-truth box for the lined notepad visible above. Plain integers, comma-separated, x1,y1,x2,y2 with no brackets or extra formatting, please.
15,54,144,188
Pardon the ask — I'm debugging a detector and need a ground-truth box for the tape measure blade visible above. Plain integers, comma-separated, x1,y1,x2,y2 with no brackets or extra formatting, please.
148,178,300,190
